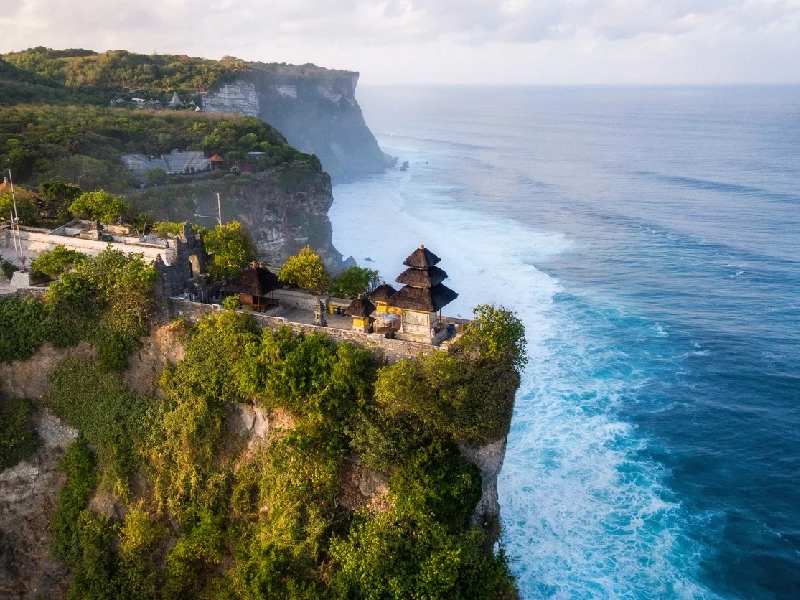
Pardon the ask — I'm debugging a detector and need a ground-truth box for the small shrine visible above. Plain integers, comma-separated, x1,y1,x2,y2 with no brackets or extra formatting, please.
389,245,458,339
345,294,376,332
368,281,397,314
221,263,280,311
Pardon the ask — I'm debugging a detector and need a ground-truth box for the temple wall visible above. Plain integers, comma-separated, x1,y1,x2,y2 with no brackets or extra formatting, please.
167,298,440,364
0,228,173,267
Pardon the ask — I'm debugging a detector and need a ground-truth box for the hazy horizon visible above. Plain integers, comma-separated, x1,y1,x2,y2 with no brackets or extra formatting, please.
1,0,798,86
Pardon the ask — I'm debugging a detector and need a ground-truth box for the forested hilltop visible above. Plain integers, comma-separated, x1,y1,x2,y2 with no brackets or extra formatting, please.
1,47,353,102
0,47,390,182
0,105,319,191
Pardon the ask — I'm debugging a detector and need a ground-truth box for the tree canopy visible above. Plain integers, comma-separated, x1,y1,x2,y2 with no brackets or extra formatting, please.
204,220,258,281
278,245,331,293
330,265,380,299
68,190,129,223
0,105,320,190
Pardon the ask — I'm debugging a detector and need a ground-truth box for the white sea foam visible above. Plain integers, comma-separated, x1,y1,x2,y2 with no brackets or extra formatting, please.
330,146,716,599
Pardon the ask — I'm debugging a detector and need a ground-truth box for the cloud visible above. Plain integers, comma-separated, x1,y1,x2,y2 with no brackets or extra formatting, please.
0,0,798,83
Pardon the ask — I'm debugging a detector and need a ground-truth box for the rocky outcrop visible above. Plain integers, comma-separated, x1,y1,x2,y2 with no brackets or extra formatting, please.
459,439,507,526
0,409,76,600
203,74,393,182
128,164,352,272
0,342,95,399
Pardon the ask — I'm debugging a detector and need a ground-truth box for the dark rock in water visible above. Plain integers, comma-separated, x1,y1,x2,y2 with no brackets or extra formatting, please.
203,73,390,183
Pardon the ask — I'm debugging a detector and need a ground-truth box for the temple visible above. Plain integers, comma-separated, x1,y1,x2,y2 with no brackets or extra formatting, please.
387,245,458,341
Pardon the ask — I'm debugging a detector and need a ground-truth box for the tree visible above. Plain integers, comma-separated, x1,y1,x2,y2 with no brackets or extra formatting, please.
131,212,154,236
30,245,87,281
0,193,37,224
68,190,128,223
278,246,330,293
38,181,82,221
204,221,257,281
146,167,168,186
330,265,380,299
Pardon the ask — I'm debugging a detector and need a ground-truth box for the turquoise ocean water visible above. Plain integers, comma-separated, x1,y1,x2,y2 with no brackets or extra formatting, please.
328,86,800,599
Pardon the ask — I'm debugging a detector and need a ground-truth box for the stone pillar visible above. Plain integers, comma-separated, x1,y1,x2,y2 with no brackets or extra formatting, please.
314,299,327,327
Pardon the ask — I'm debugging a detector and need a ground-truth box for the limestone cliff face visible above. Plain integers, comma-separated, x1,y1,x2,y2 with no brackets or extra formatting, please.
459,439,507,526
202,73,392,182
128,165,351,272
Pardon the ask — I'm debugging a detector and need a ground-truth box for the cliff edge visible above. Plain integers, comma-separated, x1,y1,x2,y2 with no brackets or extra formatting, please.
203,71,392,182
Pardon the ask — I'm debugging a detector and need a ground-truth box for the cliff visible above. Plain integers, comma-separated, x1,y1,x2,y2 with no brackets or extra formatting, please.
202,71,393,182
2,48,392,182
0,305,520,599
127,164,352,272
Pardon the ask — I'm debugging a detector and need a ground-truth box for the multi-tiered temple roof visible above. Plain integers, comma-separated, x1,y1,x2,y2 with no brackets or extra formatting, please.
389,245,458,312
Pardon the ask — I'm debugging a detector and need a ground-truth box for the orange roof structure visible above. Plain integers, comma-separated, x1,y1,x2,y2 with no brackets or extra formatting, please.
209,154,224,163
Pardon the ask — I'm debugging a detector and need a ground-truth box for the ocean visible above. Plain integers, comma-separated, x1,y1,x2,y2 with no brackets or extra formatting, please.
328,86,800,599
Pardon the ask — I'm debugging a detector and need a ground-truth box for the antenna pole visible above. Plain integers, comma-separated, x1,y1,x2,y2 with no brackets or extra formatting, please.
216,192,222,226
7,169,25,271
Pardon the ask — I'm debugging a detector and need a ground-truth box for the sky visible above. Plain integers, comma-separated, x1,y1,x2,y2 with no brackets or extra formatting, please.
0,0,799,84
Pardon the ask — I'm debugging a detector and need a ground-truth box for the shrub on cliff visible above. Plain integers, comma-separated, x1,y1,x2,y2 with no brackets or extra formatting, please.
329,443,515,600
45,247,159,369
204,220,258,281
0,396,40,470
278,245,330,293
29,245,87,281
46,358,151,498
370,304,525,446
0,295,47,362
0,248,158,368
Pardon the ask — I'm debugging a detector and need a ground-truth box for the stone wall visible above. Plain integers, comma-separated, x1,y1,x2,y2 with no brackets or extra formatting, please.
168,298,440,364
154,223,208,299
0,227,174,268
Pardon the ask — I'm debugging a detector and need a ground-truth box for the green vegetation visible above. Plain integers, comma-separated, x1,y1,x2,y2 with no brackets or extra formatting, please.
0,396,40,470
30,245,88,282
0,189,37,224
39,181,82,220
0,247,158,369
278,245,331,293
1,257,18,279
39,302,524,598
2,47,347,96
0,55,107,107
371,305,526,446
204,220,258,280
50,437,98,566
0,295,47,362
145,166,168,186
330,265,380,299
47,358,152,497
68,189,129,223
0,105,319,191
3,48,241,93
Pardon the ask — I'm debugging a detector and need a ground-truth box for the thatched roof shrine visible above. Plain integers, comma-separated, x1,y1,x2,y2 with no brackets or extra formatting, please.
345,294,376,318
403,245,441,269
389,245,458,312
390,283,458,312
395,265,448,288
369,281,396,303
221,265,280,297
